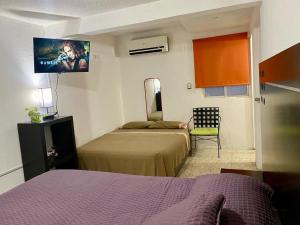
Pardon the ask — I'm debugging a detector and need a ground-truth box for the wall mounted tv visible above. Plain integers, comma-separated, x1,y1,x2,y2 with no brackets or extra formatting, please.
33,37,90,73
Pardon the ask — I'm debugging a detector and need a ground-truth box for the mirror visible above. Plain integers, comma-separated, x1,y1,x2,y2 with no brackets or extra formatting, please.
144,78,163,121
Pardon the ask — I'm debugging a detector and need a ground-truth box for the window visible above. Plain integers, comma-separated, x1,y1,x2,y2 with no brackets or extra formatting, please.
205,87,225,97
205,85,249,97
227,85,248,96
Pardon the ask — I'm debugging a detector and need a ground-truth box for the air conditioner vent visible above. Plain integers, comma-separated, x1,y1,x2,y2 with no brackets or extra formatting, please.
128,36,168,55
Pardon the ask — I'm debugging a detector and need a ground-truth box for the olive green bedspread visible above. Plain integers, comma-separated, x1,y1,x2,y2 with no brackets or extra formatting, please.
77,129,190,177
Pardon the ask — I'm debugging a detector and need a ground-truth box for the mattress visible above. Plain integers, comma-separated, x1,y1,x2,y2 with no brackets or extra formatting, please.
0,170,281,225
77,129,190,177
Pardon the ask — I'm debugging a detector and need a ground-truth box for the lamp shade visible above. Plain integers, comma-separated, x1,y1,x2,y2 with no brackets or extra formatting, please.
36,88,53,108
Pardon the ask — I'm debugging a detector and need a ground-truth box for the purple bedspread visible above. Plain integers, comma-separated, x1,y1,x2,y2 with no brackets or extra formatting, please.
0,170,280,225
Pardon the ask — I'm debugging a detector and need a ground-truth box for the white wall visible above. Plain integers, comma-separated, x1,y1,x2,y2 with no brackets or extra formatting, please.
0,17,45,193
50,35,124,146
0,21,124,193
260,0,300,61
117,26,254,150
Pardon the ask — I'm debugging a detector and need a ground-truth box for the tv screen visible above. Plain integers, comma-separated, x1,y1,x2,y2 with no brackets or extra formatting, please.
33,37,90,73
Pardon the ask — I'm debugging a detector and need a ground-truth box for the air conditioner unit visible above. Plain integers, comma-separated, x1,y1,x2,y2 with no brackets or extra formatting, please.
128,36,169,55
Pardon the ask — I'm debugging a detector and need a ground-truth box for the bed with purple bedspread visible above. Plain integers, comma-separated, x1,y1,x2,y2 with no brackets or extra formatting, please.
0,170,281,225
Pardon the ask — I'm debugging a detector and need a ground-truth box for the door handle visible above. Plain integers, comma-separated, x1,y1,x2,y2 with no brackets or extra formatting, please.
261,96,266,105
254,97,261,103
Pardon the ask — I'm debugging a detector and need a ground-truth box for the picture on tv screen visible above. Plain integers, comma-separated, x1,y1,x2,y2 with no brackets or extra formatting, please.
33,37,90,73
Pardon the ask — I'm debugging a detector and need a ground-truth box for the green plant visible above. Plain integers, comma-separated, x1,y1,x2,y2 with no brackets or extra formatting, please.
25,107,41,123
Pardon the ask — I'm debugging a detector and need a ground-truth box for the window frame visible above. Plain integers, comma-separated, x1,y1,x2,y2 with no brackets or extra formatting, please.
204,85,250,98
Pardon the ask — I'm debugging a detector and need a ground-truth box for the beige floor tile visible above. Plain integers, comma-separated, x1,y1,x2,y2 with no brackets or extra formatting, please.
178,149,257,178
192,149,231,163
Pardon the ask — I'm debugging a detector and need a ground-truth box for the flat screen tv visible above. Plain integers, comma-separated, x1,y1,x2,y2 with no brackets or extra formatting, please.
33,37,90,73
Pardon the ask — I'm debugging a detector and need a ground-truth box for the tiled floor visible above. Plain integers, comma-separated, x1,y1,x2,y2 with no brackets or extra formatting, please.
177,148,256,178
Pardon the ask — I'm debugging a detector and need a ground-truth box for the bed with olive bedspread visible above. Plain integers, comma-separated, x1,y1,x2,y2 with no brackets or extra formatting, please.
77,121,190,177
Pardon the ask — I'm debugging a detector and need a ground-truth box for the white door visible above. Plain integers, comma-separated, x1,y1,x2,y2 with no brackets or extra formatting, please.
250,27,263,169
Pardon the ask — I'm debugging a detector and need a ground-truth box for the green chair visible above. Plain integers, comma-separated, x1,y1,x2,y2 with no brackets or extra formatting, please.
188,107,221,157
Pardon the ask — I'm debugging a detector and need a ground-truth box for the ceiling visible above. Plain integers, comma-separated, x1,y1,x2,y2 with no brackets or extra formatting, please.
108,7,256,36
0,0,159,25
0,0,258,35
180,8,254,33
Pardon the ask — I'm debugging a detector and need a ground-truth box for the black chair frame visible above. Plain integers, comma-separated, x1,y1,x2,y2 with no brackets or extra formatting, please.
188,107,221,157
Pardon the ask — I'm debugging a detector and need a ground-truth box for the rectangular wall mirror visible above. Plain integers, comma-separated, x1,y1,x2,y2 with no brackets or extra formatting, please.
144,78,163,121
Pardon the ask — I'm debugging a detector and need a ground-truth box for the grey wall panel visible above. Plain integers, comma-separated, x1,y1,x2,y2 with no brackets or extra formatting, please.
259,42,300,225
261,84,300,173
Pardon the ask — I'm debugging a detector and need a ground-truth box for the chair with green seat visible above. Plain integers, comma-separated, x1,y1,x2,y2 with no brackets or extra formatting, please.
188,107,221,157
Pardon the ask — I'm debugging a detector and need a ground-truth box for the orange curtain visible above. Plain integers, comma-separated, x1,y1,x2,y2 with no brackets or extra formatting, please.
193,33,250,88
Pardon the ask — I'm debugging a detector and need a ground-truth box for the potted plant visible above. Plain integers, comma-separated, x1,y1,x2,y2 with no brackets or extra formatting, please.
25,107,42,123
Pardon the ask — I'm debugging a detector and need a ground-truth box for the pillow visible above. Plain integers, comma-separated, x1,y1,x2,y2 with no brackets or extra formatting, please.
122,121,154,129
179,122,188,129
148,121,183,129
142,193,225,225
190,174,280,225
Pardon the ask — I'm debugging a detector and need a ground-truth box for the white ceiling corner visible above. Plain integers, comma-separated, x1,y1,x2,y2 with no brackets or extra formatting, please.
0,0,159,25
0,0,259,37
180,7,254,34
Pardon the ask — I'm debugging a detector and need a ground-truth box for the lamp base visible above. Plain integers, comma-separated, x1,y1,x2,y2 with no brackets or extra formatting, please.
43,112,58,121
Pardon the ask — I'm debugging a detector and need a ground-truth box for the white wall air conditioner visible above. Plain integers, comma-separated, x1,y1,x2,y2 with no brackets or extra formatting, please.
128,36,169,55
